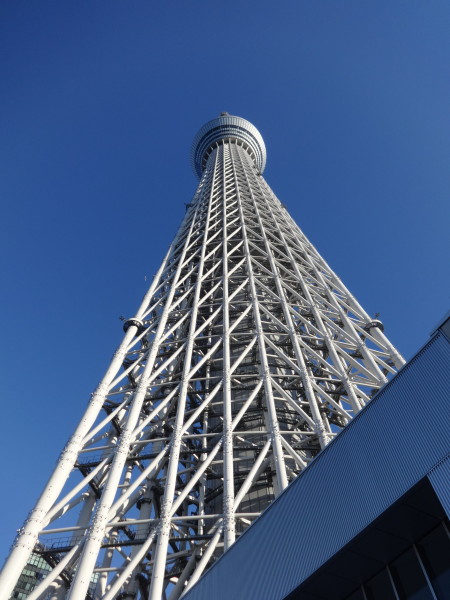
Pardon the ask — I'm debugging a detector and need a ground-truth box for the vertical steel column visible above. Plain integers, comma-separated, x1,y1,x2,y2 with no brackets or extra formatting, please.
232,145,289,493
233,146,331,447
221,143,236,548
148,149,219,600
0,245,175,598
66,201,203,599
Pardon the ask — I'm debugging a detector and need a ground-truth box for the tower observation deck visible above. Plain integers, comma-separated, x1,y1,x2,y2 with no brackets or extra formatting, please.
1,115,404,600
192,113,266,177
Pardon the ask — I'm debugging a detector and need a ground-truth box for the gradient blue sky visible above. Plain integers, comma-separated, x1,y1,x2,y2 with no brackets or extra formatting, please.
1,1,449,563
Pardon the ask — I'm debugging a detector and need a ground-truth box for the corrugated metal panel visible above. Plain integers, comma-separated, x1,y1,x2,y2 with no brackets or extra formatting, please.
428,452,450,518
184,331,450,600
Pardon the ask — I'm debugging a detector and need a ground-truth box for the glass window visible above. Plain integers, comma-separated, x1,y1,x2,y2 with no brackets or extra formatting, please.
364,568,397,600
346,587,366,600
391,548,434,600
418,524,450,600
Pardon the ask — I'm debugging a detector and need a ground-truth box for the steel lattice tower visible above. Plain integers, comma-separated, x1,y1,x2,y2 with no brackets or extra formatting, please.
1,115,404,600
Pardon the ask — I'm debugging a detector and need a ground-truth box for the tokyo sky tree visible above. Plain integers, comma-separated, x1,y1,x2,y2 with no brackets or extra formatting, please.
2,115,404,600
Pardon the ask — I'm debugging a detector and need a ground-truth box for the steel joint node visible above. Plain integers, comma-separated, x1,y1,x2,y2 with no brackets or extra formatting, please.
123,318,145,334
364,319,385,333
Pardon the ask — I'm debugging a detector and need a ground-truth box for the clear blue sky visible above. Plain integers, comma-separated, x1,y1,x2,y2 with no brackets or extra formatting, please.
1,1,449,563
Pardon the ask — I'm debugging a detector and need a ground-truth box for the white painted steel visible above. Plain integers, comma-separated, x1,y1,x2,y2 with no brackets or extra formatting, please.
2,115,405,600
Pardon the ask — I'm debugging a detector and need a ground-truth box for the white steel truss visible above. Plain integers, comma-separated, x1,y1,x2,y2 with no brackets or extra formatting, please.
1,115,404,600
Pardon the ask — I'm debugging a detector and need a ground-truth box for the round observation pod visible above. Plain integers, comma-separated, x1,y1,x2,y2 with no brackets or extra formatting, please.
191,113,267,178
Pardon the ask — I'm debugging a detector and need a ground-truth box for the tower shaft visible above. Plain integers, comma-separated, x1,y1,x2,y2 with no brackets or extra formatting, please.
1,117,404,600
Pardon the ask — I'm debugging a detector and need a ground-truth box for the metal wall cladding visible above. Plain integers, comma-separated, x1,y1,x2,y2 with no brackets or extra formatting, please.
428,452,450,518
184,331,450,600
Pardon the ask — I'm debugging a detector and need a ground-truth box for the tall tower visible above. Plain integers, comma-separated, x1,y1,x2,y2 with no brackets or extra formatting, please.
2,115,404,600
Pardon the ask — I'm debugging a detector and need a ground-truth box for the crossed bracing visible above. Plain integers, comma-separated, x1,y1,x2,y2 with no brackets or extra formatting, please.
4,142,404,600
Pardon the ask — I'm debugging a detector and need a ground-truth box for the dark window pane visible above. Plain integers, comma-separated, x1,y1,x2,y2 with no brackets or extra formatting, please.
346,589,365,600
364,568,397,600
391,548,434,600
418,524,450,600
